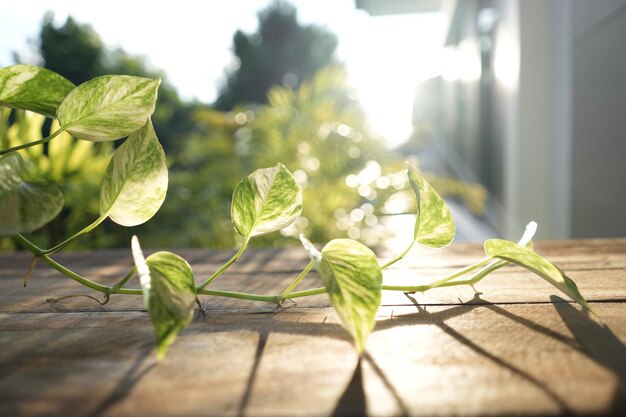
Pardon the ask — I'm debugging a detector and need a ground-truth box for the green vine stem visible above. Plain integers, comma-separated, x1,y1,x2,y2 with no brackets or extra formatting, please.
199,287,326,303
41,214,109,255
15,234,129,294
16,230,509,305
380,241,415,269
13,235,110,292
3,65,593,359
381,257,494,293
110,267,137,292
22,255,37,287
196,236,251,290
0,128,64,156
279,261,314,297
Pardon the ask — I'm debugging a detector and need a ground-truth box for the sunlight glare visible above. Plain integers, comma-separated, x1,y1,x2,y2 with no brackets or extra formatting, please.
338,12,447,147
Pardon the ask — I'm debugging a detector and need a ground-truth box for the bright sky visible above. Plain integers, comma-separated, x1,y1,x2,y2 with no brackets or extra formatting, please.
0,0,446,146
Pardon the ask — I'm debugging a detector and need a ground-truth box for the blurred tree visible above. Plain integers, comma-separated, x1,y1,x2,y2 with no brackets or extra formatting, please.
136,67,404,249
3,9,409,251
35,13,194,151
215,0,338,110
39,13,105,85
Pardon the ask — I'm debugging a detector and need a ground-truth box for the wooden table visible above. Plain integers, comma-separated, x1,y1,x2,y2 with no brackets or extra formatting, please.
1,239,625,416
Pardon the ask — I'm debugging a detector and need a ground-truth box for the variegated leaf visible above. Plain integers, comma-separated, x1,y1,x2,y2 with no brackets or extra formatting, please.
0,64,74,118
485,239,592,313
231,163,302,237
407,164,455,248
0,153,63,235
301,236,382,353
131,237,196,360
100,120,167,226
58,75,159,141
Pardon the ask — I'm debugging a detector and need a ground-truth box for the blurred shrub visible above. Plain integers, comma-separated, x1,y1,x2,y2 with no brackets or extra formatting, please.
137,66,405,248
1,67,412,251
0,108,114,250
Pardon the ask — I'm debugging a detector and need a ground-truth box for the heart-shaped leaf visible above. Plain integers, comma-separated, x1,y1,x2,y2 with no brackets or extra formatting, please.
0,64,75,118
100,119,167,226
301,235,382,353
231,163,302,238
484,239,592,313
0,153,64,235
131,237,196,360
407,164,455,248
57,75,159,141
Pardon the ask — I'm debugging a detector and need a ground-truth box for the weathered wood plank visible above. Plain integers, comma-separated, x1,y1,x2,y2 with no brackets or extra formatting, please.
0,302,624,416
1,266,625,314
1,239,625,416
2,238,625,275
1,246,625,314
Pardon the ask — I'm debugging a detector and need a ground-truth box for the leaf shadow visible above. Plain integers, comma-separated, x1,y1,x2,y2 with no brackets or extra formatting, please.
238,330,269,417
90,342,156,417
195,295,590,416
329,354,409,417
363,352,410,417
551,295,626,414
331,357,367,417
400,293,574,414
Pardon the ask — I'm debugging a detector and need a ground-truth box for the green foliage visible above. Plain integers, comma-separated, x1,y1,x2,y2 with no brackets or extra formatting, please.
0,64,75,118
231,163,302,238
32,14,193,151
0,152,63,234
302,236,382,353
0,64,593,361
147,109,244,248
248,67,401,244
155,67,402,249
100,120,167,226
18,13,393,248
408,164,455,248
132,237,196,360
484,239,592,313
0,108,113,248
58,75,159,141
215,0,338,110
0,65,165,249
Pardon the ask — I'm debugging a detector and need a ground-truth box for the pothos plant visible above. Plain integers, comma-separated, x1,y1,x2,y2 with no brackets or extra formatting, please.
0,64,594,359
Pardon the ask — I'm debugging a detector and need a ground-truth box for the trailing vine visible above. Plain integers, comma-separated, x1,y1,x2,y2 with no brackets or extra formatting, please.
0,65,593,359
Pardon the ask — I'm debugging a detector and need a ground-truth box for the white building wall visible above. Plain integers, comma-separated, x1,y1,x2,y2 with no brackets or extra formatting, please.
571,0,626,237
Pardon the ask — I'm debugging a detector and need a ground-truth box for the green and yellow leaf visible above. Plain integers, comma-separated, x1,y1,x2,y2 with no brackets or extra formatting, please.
231,163,302,238
131,237,196,360
0,153,64,235
58,75,159,141
0,64,74,118
407,164,455,248
484,239,593,313
100,120,167,226
301,236,382,353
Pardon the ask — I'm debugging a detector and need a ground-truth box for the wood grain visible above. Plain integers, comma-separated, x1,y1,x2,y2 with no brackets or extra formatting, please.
1,238,625,416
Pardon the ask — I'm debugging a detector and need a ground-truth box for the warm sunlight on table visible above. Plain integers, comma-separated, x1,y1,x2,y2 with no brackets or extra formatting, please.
1,239,625,416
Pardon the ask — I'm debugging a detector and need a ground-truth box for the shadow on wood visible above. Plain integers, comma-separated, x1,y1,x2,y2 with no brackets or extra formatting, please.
552,295,626,415
90,343,156,417
404,293,574,414
328,355,409,417
363,353,409,417
332,358,366,417
238,330,268,416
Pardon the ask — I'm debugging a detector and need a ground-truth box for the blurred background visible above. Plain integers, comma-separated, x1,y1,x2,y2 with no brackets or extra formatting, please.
1,0,625,251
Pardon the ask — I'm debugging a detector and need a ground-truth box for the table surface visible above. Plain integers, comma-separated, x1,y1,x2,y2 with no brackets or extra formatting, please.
1,238,625,417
